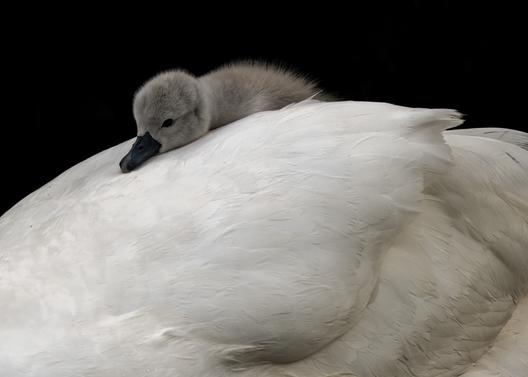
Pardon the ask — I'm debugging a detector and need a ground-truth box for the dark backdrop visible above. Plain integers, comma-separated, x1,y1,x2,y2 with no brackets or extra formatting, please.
3,2,524,215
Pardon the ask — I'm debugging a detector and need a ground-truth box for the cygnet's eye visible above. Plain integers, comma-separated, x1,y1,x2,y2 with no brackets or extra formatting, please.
161,119,174,128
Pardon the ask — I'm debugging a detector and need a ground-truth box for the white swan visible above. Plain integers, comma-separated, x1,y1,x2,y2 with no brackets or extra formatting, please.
0,101,527,377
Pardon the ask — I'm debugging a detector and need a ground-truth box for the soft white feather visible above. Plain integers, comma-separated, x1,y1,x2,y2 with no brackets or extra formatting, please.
0,101,527,376
449,127,528,150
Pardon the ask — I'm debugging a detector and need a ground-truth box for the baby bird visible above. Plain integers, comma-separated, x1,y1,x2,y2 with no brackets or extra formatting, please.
119,62,326,172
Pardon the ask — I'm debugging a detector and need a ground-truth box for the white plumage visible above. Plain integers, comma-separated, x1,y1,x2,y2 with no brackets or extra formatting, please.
0,101,526,376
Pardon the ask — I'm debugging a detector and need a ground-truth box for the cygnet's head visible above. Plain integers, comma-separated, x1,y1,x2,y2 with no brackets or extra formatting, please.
119,70,210,173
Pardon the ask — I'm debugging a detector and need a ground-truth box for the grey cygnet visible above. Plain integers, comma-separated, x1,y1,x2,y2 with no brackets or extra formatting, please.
119,62,327,173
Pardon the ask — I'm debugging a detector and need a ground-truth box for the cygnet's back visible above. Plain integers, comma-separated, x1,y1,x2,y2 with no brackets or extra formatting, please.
201,62,324,128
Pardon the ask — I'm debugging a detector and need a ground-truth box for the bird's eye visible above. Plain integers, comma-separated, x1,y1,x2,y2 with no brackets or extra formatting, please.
161,119,174,128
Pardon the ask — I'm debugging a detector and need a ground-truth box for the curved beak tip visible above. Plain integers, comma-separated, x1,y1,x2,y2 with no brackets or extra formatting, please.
119,158,132,173
118,132,161,174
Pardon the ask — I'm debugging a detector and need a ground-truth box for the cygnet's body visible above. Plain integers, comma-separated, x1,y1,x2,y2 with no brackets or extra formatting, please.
119,62,325,172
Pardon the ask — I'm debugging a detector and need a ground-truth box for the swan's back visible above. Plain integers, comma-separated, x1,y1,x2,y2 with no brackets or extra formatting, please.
0,101,527,377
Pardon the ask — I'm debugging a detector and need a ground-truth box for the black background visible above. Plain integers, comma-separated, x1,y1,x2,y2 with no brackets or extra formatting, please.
3,2,524,215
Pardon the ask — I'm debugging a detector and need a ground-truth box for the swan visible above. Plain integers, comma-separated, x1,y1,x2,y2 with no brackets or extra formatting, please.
1,101,527,377
120,61,326,173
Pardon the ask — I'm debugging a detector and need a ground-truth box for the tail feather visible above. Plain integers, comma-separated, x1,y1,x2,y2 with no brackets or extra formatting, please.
448,128,528,151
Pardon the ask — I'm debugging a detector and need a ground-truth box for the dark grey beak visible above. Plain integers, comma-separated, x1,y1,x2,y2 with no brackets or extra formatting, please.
119,132,162,173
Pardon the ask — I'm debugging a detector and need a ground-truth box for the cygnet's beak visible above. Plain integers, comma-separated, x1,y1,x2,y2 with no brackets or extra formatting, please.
119,132,161,173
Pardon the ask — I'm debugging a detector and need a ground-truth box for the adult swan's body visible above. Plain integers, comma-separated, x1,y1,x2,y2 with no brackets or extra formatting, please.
1,101,527,377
